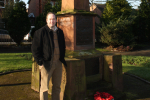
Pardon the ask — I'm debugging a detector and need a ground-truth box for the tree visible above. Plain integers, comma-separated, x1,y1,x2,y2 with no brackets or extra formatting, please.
31,0,61,38
132,0,150,43
102,0,132,24
99,14,136,46
7,1,31,45
1,0,14,30
32,0,61,37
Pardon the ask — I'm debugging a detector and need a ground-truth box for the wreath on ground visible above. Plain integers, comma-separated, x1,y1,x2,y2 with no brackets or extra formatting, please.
94,92,114,100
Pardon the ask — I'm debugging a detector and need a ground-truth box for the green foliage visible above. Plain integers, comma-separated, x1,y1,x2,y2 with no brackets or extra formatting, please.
35,13,46,31
122,55,150,66
6,1,31,45
99,14,137,46
95,15,104,43
95,0,135,46
132,0,150,43
102,0,132,24
95,22,101,43
138,0,150,18
33,0,61,32
1,1,14,19
1,1,14,29
43,0,61,15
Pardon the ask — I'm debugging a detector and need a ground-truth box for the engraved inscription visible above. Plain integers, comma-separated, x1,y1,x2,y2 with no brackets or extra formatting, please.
76,16,93,45
59,17,71,26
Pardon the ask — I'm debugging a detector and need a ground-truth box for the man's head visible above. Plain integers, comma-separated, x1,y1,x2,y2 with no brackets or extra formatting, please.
46,12,57,28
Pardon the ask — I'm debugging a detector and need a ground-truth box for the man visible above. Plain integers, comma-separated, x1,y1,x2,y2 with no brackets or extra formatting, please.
31,12,67,100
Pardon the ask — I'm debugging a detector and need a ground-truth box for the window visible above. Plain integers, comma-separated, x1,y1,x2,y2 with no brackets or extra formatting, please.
0,0,4,8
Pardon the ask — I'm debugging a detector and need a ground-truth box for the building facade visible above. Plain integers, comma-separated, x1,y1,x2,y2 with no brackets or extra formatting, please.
0,0,14,29
28,0,57,18
90,3,105,24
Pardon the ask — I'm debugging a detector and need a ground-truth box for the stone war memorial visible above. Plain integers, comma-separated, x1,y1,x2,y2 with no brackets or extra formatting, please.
31,0,124,100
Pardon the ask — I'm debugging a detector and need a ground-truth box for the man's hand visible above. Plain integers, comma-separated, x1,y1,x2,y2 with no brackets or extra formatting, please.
39,65,44,69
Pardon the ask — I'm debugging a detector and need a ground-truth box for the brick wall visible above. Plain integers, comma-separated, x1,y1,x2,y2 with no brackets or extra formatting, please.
28,0,57,18
28,0,39,18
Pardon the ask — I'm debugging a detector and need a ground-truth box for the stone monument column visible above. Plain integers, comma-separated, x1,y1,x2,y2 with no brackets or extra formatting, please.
57,0,96,51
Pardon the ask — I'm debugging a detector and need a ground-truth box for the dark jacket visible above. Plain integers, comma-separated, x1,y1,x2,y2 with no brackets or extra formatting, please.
31,25,67,70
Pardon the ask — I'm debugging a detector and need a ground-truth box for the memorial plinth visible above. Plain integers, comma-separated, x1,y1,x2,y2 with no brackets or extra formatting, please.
57,13,96,51
57,0,96,51
31,52,123,99
31,0,124,99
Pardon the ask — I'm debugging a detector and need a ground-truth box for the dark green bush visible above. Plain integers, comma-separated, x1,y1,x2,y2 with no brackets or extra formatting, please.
30,27,36,38
7,1,30,45
132,0,150,43
102,0,132,24
99,15,137,46
35,13,46,31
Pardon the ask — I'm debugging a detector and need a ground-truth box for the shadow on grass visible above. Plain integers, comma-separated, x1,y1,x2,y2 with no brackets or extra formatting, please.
123,61,150,82
0,82,31,87
123,62,150,100
123,74,150,100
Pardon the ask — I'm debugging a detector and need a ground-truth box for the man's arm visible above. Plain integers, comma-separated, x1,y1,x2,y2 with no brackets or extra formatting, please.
31,30,43,66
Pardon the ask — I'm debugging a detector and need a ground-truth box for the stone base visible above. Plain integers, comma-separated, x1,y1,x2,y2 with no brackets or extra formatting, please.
31,54,123,99
31,57,87,100
103,55,123,91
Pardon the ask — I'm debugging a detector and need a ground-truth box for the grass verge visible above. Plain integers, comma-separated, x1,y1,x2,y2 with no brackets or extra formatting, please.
0,52,150,82
122,55,150,82
0,53,32,73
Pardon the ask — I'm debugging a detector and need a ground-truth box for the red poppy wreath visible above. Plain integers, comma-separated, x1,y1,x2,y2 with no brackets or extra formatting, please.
94,92,114,100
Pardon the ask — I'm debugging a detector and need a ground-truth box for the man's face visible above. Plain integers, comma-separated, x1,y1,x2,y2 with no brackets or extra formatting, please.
46,14,56,28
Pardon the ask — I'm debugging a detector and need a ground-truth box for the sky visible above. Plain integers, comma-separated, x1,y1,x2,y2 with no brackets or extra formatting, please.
21,0,28,8
21,0,141,9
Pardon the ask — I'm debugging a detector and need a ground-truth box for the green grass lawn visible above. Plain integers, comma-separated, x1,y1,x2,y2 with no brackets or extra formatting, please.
0,53,32,73
0,52,150,82
122,55,150,82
